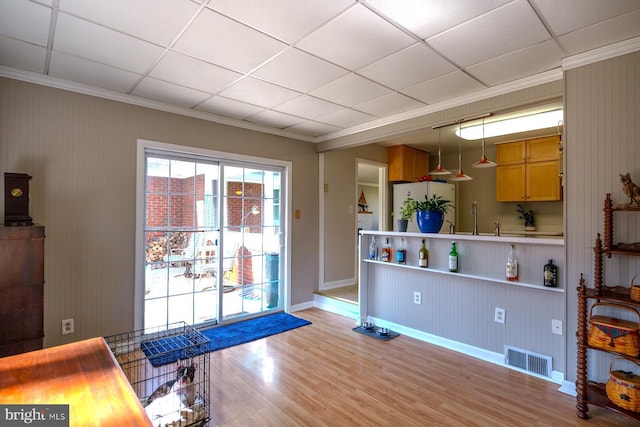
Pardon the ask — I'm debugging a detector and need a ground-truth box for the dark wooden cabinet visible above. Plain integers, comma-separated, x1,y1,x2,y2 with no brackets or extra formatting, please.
576,195,640,422
0,225,44,357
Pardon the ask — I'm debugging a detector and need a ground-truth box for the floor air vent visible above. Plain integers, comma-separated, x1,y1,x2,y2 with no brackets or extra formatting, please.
504,345,552,378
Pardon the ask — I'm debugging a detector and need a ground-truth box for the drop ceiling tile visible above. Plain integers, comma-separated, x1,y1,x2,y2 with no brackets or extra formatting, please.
357,43,457,90
174,8,287,74
401,71,485,104
49,51,141,92
132,77,211,108
196,96,265,119
54,13,164,73
466,40,563,87
246,110,304,129
209,0,353,43
557,10,640,55
317,108,376,128
58,0,199,46
309,73,392,107
354,92,425,117
274,95,343,119
427,1,550,68
0,0,51,46
0,36,47,73
219,77,301,109
252,48,349,93
296,4,415,70
150,51,242,94
531,0,640,36
285,121,342,136
366,0,511,39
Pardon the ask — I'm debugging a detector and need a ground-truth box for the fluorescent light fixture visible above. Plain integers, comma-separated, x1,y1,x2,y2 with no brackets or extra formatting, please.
456,109,563,140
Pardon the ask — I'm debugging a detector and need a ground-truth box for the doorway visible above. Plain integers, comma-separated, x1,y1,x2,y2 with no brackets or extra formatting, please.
318,159,387,305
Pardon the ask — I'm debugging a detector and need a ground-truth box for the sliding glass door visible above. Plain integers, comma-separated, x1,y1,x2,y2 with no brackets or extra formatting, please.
220,165,282,320
141,146,284,330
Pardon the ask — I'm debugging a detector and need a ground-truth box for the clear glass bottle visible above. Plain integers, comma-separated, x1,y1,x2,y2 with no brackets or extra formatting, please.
368,236,378,260
506,244,518,281
396,238,407,264
418,239,428,268
544,259,558,287
448,241,458,272
381,238,392,262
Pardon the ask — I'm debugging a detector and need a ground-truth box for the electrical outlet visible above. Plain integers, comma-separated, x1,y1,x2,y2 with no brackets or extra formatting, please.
414,291,422,304
62,318,74,335
552,319,563,335
494,308,505,324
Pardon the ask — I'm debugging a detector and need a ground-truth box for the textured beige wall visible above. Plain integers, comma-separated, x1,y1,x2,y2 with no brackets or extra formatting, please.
0,78,319,347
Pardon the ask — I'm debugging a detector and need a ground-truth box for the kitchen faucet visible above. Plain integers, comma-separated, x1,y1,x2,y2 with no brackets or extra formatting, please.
472,201,478,235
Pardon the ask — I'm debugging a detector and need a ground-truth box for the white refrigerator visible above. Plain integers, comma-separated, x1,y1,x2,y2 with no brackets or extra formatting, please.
392,181,456,233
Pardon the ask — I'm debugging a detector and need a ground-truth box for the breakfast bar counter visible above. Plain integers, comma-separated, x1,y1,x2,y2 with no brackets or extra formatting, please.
0,337,152,426
358,230,566,377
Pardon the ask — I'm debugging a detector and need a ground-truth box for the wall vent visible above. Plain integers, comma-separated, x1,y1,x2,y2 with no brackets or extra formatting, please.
504,345,552,378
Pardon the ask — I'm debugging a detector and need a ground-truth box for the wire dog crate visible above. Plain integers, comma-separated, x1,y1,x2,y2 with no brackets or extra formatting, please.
105,322,210,427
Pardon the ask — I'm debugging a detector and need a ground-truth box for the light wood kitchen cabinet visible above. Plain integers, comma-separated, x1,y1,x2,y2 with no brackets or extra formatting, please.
496,135,562,202
388,145,429,182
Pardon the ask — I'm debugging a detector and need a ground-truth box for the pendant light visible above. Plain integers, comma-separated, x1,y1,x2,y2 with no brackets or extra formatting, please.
471,118,496,168
449,123,473,181
429,128,451,175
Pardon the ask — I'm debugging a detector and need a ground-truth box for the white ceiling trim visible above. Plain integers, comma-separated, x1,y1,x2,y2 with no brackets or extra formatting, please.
562,36,640,71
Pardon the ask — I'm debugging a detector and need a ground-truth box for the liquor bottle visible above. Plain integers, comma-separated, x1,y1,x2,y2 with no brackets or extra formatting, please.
544,259,558,287
448,241,458,272
418,239,428,268
396,238,407,264
368,236,378,260
506,244,518,281
381,238,392,262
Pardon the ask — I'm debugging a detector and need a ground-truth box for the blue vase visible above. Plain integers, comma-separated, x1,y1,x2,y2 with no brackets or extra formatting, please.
416,210,444,233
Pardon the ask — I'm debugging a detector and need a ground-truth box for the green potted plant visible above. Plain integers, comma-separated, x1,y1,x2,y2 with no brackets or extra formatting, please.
517,204,536,231
415,194,453,233
398,194,417,232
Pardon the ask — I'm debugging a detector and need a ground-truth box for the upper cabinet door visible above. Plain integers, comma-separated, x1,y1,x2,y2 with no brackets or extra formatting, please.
495,141,525,165
527,136,560,162
388,145,429,182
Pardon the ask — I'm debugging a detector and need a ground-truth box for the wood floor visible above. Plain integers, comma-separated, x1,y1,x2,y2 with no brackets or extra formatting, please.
208,308,636,426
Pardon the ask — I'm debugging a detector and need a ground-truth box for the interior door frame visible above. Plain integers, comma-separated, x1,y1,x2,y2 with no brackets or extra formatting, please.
134,139,292,330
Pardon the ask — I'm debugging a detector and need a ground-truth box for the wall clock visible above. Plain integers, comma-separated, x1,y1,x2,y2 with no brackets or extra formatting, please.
4,172,33,226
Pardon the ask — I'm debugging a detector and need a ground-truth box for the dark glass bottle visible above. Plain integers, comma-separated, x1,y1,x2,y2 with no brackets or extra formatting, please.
544,259,558,287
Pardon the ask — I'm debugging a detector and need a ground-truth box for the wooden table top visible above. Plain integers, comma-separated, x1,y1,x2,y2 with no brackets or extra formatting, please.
0,337,152,426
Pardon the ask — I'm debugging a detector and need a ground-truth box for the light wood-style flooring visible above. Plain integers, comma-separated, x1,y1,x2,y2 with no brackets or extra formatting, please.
208,308,635,426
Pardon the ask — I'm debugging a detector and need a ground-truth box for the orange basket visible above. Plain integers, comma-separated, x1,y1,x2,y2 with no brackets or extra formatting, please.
607,358,640,412
588,303,640,357
630,274,640,302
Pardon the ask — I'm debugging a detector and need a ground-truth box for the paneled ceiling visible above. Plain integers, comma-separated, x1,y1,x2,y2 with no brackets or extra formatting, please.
1,0,639,151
